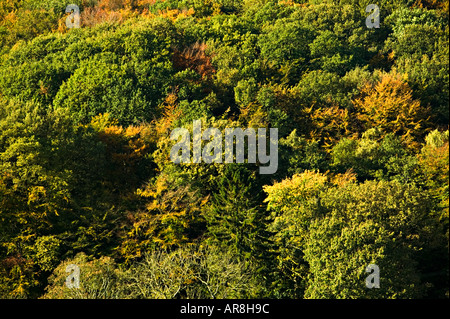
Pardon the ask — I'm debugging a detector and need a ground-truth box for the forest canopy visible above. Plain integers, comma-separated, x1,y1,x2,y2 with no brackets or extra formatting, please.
0,0,448,299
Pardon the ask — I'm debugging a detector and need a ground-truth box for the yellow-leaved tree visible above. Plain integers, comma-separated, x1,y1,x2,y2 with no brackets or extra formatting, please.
353,71,431,150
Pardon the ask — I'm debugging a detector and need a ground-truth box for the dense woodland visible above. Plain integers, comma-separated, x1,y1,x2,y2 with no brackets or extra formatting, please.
0,0,448,299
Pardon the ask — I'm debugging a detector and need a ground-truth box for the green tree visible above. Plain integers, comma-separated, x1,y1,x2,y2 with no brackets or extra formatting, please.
263,170,329,298
258,17,313,84
384,7,449,124
331,128,420,182
204,165,268,258
303,180,442,298
264,171,446,298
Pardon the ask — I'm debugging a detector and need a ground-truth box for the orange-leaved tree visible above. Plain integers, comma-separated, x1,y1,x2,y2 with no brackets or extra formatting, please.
89,113,156,201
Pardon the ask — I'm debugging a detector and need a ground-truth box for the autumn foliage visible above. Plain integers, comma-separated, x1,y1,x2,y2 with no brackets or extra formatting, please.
353,72,431,149
0,0,448,299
